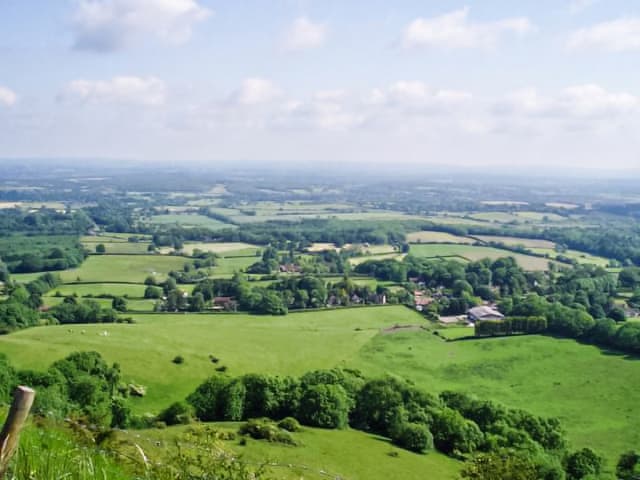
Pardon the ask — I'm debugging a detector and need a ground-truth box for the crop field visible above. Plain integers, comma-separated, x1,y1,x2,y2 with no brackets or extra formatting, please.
406,230,475,244
57,255,190,283
146,214,235,230
120,423,461,480
44,283,148,298
408,244,555,271
473,235,556,249
348,253,406,266
353,329,640,465
0,306,414,413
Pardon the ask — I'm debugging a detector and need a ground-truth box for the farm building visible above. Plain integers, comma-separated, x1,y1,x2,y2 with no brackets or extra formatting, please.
467,306,504,322
414,291,433,312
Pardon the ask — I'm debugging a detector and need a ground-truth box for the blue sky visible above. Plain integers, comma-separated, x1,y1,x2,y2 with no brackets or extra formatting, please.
0,0,639,170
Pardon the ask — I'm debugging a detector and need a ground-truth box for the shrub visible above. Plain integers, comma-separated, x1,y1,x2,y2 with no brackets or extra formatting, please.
278,417,301,432
158,401,193,426
297,384,349,429
172,355,185,365
215,365,228,372
390,422,433,453
239,419,296,445
564,448,603,480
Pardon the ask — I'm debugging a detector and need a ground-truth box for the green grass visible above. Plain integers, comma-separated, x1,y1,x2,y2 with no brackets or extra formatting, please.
121,422,461,480
147,214,235,230
84,242,151,254
45,283,148,298
57,255,190,283
211,256,259,276
473,235,556,249
353,330,640,465
530,248,612,267
0,306,414,413
409,244,556,271
163,242,259,256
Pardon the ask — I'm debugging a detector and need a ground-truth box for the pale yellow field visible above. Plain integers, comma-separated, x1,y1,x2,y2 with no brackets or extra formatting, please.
406,231,475,244
159,242,259,256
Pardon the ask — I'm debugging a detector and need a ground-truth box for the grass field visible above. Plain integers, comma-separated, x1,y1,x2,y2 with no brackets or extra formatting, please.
147,214,235,230
530,248,612,267
58,255,190,283
121,422,461,480
408,244,555,271
353,330,640,465
1,307,639,467
84,242,151,254
161,242,259,256
468,211,568,223
44,283,148,298
349,253,406,266
211,256,260,276
473,235,556,249
0,307,412,413
406,231,475,244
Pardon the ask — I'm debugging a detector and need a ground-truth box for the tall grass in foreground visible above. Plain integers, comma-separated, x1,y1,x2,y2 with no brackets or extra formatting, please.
7,425,129,480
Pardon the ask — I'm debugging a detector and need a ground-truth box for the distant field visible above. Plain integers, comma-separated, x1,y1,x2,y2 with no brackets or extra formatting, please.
349,253,406,266
468,211,568,223
147,214,235,230
160,242,259,256
58,255,189,283
122,423,461,480
473,235,556,249
211,256,258,276
406,231,475,244
45,283,147,298
84,242,151,254
0,306,414,413
546,202,579,209
530,248,612,267
409,244,555,271
354,330,640,465
306,242,338,252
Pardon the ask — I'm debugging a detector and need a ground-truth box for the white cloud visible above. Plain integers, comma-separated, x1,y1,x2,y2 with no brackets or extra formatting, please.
569,0,599,14
284,17,326,51
373,81,472,111
498,84,639,117
231,78,282,105
63,76,167,106
0,86,17,107
568,17,640,52
72,0,211,52
402,7,533,49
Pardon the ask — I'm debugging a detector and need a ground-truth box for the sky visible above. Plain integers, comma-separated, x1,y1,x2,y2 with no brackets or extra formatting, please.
0,0,639,170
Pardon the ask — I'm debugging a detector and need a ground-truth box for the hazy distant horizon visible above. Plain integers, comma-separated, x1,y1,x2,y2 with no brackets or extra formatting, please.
1,1,639,170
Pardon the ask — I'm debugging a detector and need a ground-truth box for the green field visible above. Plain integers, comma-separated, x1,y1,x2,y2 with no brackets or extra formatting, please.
122,422,461,480
45,283,148,298
530,247,612,267
473,235,556,249
84,242,151,254
160,242,259,256
211,255,259,276
408,243,555,271
58,255,190,283
0,307,411,413
147,214,235,230
353,329,640,464
1,307,639,467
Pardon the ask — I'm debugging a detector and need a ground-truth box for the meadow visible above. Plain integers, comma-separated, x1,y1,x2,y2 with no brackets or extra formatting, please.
58,255,190,283
160,242,259,256
353,329,640,465
406,230,475,244
147,214,235,230
44,283,148,298
473,235,556,249
119,422,461,480
530,247,612,267
408,243,556,271
82,242,151,254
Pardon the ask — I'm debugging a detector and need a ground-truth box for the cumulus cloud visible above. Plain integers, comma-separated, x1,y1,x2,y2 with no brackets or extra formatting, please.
568,17,640,52
62,76,167,106
402,7,533,49
231,78,282,105
0,86,17,107
284,17,327,51
368,81,472,113
498,84,639,117
72,0,211,52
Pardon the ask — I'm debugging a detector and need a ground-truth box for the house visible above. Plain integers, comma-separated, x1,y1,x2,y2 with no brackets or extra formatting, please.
279,264,302,273
213,296,236,311
414,291,433,312
467,306,504,322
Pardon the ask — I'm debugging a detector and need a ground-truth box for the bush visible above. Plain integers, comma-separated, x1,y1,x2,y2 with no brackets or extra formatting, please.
297,384,349,429
564,448,603,480
391,422,434,453
172,355,185,365
278,417,302,432
239,419,296,445
158,401,193,426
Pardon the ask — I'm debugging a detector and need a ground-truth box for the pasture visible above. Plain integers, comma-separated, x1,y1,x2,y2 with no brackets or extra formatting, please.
0,306,414,413
57,255,190,283
530,248,612,267
84,242,151,254
121,423,461,480
146,214,235,230
406,230,475,244
408,244,555,271
473,235,556,249
164,242,259,256
44,283,147,298
354,329,640,464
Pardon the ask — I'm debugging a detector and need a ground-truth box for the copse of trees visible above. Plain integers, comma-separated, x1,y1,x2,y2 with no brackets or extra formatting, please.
184,369,582,467
475,316,547,337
